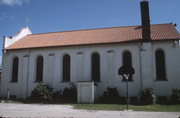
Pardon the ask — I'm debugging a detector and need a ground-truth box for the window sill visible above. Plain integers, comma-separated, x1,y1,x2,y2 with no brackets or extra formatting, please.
94,81,101,83
34,81,43,83
9,81,18,83
94,81,101,86
155,79,168,82
61,81,70,83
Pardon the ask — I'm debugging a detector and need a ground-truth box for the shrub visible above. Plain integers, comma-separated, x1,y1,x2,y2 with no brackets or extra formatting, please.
62,83,77,102
171,89,180,104
31,84,53,102
119,97,126,104
141,87,156,105
9,95,16,100
52,91,63,102
157,96,168,104
99,87,120,104
130,96,138,105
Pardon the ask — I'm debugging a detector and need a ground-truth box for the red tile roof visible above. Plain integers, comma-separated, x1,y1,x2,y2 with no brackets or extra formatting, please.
5,23,180,50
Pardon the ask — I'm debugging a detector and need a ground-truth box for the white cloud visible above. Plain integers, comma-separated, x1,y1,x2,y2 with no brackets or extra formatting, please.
0,12,15,20
0,12,8,20
0,0,30,6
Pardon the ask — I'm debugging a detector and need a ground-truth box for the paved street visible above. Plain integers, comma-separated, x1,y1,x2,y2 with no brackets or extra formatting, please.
0,103,179,118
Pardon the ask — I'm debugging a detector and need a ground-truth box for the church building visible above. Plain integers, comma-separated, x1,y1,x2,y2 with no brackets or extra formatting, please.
0,1,180,102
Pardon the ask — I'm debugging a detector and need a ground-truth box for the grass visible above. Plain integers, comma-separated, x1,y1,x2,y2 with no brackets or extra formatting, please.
73,104,180,112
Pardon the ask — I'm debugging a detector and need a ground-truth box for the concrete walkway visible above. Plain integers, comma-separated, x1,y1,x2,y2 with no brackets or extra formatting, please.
0,103,179,118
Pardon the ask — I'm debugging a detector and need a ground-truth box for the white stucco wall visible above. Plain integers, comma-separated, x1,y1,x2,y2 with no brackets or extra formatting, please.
1,41,180,101
152,41,180,98
4,27,32,48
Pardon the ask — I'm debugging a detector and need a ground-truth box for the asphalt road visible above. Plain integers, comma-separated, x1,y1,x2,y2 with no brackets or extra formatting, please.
0,103,180,118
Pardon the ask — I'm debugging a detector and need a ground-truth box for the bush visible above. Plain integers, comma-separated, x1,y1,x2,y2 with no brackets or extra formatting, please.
141,87,156,105
119,97,126,104
62,83,77,102
9,95,16,100
52,91,63,102
31,85,53,102
157,96,168,104
171,89,180,104
130,96,138,105
99,87,120,104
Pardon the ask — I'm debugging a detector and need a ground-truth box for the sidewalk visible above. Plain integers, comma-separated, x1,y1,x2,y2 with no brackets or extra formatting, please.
0,103,179,118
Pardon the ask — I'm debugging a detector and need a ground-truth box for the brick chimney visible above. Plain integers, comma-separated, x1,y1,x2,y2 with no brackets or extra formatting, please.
140,0,151,41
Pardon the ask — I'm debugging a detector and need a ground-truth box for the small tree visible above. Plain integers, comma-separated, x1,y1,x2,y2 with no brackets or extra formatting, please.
62,83,77,102
52,91,63,102
99,87,120,104
171,89,180,104
31,84,53,102
141,87,156,105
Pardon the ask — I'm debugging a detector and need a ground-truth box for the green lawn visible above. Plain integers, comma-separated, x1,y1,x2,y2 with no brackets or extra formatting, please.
73,104,180,112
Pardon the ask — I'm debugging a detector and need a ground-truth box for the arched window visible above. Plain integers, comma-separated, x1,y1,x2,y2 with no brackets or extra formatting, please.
63,54,70,82
92,53,100,82
155,49,166,80
123,51,132,67
12,57,19,82
122,51,133,81
36,55,43,82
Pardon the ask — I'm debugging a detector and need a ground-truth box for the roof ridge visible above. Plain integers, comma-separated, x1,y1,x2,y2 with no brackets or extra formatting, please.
28,23,172,36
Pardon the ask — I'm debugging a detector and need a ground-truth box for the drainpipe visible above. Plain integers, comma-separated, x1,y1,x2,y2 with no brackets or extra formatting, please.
139,42,143,100
25,49,30,98
1,36,6,96
2,36,5,67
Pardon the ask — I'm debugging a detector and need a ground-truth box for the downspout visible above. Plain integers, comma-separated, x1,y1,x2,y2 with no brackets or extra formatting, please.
25,49,30,98
0,36,6,95
139,42,143,99
2,36,5,67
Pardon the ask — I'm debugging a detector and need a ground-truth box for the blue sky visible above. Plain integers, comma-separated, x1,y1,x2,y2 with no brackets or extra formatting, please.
0,0,180,65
